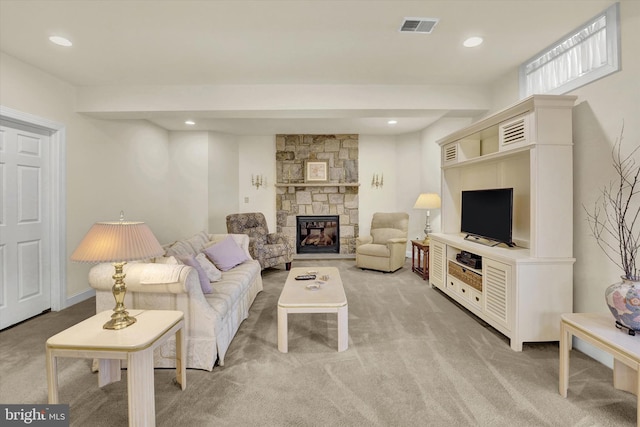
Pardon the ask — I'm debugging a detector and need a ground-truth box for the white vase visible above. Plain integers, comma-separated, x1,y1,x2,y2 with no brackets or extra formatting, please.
605,276,640,332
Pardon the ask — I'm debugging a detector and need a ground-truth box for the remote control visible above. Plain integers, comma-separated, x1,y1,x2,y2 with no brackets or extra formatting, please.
295,274,316,280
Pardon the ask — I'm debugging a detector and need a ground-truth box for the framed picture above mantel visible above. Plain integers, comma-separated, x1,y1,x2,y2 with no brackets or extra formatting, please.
304,160,329,183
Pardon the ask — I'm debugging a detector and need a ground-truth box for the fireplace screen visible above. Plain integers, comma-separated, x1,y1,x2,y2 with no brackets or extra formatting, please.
296,215,340,254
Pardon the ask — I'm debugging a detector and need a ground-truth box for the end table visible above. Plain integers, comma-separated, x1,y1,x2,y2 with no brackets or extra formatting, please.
46,309,185,427
411,240,429,280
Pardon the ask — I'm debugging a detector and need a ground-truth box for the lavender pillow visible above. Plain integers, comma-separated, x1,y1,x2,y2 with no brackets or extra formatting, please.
203,235,249,271
175,254,213,294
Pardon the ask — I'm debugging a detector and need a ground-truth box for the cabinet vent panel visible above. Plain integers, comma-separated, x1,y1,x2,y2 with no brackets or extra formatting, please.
432,244,444,280
444,144,458,162
501,118,526,146
484,265,508,323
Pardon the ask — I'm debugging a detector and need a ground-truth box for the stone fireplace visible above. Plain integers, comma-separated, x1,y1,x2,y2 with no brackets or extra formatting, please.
275,134,359,255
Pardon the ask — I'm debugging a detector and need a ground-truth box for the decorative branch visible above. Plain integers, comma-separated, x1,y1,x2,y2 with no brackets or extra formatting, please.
584,123,640,280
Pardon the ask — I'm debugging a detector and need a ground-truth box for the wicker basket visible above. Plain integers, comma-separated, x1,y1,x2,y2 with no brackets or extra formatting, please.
448,261,482,291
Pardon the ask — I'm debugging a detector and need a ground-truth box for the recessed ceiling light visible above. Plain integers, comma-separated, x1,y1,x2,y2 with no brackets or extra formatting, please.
49,36,72,47
388,120,398,125
185,120,195,125
463,37,483,48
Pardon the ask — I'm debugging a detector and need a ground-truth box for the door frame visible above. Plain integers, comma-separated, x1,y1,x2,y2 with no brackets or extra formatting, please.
1,105,66,312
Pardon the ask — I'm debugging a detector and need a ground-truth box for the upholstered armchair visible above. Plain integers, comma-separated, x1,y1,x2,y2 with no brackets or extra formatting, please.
356,212,409,272
226,212,293,270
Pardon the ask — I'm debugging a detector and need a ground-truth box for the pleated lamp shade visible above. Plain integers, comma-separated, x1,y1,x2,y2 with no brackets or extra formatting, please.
71,221,164,263
413,193,441,210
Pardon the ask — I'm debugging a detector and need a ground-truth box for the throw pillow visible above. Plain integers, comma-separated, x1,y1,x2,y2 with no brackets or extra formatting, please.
195,253,222,282
185,231,211,253
203,235,249,271
175,254,213,294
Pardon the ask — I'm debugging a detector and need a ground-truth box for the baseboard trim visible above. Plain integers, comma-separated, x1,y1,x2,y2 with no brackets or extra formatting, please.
64,288,96,310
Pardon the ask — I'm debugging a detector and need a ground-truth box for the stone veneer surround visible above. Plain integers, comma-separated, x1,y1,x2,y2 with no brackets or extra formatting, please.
276,134,359,255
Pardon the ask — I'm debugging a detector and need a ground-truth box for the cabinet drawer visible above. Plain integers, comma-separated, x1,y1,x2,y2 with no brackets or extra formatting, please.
469,288,483,309
446,275,461,295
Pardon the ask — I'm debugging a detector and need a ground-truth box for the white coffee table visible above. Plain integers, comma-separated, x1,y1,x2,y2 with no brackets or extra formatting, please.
278,266,348,352
46,309,185,427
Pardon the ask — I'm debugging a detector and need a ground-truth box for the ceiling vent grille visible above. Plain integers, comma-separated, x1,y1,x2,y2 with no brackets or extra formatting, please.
400,17,439,34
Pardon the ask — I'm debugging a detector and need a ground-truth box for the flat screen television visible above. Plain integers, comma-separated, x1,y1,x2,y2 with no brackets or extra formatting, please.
461,188,514,247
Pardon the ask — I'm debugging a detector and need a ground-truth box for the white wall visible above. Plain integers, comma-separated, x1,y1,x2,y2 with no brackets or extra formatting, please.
208,132,240,233
237,135,277,231
0,52,172,302
487,0,640,365
167,131,209,239
358,135,398,237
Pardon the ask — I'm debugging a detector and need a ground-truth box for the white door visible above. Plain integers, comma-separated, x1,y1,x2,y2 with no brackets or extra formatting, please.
0,123,51,329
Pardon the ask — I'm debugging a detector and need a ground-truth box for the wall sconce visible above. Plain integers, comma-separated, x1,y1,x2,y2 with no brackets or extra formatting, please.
371,173,383,189
252,174,265,189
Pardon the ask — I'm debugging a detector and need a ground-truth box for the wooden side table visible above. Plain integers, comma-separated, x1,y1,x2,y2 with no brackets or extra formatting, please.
411,240,429,280
559,312,640,423
46,309,185,427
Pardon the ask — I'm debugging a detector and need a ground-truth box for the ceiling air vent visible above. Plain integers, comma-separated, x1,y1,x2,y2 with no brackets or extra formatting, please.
399,17,439,34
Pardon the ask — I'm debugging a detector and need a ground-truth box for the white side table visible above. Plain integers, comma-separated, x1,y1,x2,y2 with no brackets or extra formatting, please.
559,312,640,423
46,309,185,427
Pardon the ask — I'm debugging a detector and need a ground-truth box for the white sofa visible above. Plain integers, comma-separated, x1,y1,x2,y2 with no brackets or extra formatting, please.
89,233,262,371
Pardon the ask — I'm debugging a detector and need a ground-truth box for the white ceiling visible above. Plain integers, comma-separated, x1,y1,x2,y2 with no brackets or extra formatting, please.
0,0,614,134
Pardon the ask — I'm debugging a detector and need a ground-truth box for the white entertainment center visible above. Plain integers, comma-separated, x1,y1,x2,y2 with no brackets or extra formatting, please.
429,95,577,351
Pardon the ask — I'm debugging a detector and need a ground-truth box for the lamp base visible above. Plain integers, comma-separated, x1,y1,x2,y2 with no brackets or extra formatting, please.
103,261,137,330
103,311,137,330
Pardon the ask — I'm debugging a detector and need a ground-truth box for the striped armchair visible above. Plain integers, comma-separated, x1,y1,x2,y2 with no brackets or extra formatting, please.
226,212,293,270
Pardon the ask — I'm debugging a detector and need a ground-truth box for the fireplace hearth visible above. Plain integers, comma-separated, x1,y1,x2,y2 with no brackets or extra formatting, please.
296,215,340,254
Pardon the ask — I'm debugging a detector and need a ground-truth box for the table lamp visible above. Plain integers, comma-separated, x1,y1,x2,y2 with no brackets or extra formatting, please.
71,213,164,330
413,193,441,243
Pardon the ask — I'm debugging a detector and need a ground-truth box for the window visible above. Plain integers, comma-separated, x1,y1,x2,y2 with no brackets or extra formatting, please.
519,2,620,97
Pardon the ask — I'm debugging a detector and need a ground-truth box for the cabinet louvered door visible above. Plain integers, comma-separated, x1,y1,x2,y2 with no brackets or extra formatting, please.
442,143,458,165
483,259,511,330
499,114,530,152
429,240,445,289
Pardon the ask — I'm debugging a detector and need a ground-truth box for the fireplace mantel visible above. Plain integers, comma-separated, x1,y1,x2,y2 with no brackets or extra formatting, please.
275,183,360,188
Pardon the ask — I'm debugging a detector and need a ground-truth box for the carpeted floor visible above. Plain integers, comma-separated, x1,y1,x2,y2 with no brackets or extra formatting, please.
0,260,635,426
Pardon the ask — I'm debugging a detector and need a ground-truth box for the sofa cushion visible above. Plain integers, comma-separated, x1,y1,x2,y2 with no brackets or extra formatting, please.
357,243,391,257
165,240,196,257
371,228,405,244
154,256,179,265
205,260,260,315
175,254,213,294
195,252,222,282
204,235,250,271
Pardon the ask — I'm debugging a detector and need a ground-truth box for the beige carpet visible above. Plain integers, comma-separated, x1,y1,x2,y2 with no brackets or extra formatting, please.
0,260,635,426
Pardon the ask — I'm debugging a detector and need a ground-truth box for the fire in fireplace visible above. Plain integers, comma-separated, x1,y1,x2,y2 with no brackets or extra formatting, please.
296,215,340,254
